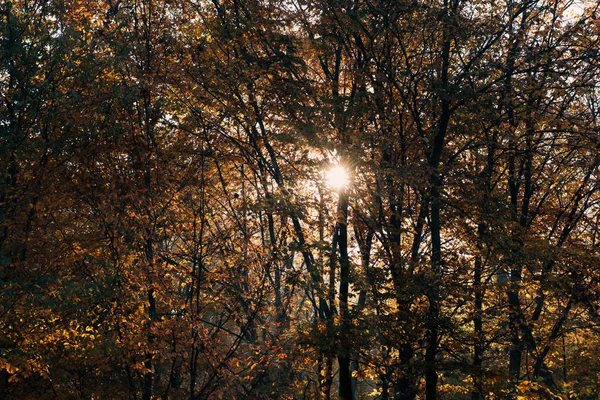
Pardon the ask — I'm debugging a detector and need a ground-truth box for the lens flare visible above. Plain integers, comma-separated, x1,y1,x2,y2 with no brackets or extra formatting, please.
326,165,349,190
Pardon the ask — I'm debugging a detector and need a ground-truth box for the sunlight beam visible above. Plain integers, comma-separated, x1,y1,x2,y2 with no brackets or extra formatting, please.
326,165,349,190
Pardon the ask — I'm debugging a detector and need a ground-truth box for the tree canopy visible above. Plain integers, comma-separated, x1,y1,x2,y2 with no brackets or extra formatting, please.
2,0,600,399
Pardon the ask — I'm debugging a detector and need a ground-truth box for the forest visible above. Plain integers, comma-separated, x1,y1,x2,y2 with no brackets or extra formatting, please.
1,0,600,398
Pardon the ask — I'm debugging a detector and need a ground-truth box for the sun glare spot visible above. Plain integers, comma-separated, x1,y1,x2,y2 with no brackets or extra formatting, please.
326,165,349,190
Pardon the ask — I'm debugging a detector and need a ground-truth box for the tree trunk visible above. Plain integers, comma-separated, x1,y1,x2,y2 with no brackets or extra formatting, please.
337,189,353,399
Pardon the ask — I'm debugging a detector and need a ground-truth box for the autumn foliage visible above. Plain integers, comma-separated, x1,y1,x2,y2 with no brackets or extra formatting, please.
2,0,600,399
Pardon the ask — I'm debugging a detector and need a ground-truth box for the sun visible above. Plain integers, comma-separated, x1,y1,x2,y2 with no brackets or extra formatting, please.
326,165,350,190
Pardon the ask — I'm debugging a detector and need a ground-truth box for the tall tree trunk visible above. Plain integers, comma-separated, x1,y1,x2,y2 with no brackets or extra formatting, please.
471,226,484,400
337,189,353,399
424,0,454,395
507,149,523,384
425,181,442,400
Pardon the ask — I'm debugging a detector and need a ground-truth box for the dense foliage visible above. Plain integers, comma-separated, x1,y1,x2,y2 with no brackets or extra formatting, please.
2,0,600,398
